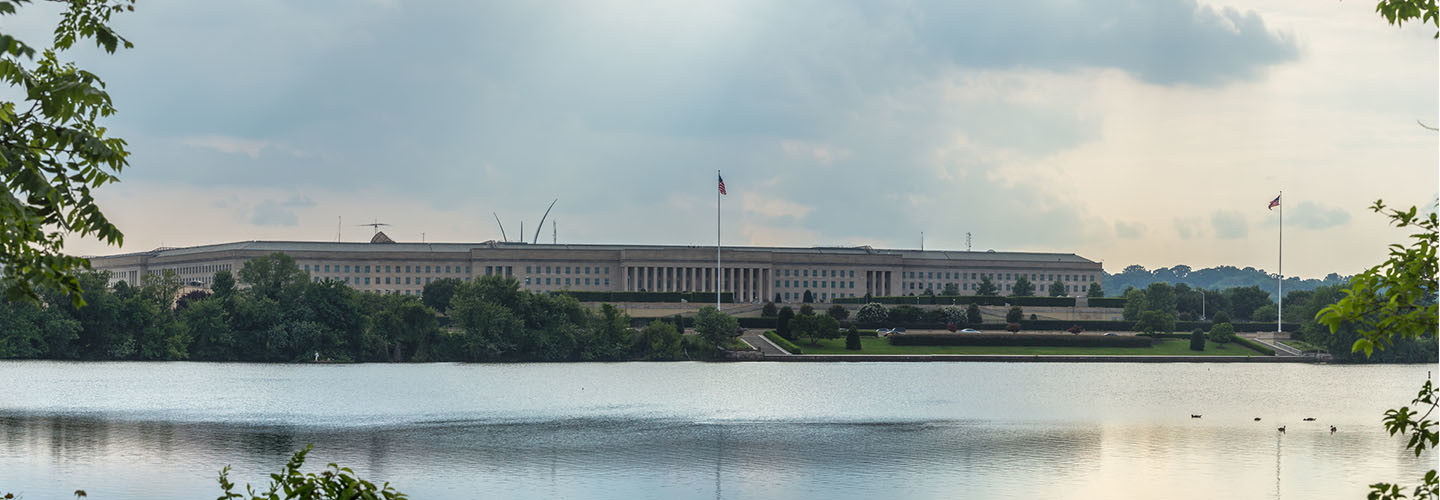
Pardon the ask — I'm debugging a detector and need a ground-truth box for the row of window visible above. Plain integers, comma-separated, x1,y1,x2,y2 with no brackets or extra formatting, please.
779,291,854,302
903,281,1091,294
903,271,1096,283
312,276,450,286
779,269,854,278
526,265,610,275
302,263,471,274
525,277,612,287
776,280,856,289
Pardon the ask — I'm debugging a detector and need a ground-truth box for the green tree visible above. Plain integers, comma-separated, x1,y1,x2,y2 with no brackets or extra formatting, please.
939,306,966,325
180,298,233,361
1134,310,1174,337
942,283,959,295
975,277,999,296
888,305,923,323
802,290,814,303
1121,286,1148,321
1048,280,1067,297
1317,201,1437,500
421,278,463,314
776,306,796,339
845,327,861,350
1005,306,1023,323
791,313,840,345
1250,303,1278,322
965,303,982,325
799,303,814,316
1011,276,1034,296
212,270,236,301
827,304,849,321
634,319,683,360
237,253,308,302
1220,286,1271,322
1087,282,1104,297
1211,309,1231,325
854,303,886,324
1208,322,1235,344
1143,282,1177,314
761,301,777,317
694,306,739,349
1189,328,1206,351
0,0,135,307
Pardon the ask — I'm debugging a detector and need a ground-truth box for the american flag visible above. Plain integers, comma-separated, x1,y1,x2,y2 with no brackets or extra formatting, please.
1268,194,1280,210
718,174,727,195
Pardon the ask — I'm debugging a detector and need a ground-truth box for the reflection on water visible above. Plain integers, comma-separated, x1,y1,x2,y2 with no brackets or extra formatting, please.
0,361,1433,499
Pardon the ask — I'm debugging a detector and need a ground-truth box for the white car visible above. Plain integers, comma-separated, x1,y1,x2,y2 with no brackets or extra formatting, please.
1103,332,1117,336
959,328,981,334
875,328,893,335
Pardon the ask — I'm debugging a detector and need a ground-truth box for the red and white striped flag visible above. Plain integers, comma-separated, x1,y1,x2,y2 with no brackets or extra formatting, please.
718,174,727,195
1268,194,1280,210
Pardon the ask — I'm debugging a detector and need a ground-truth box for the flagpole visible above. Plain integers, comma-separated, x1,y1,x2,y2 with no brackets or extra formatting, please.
717,170,722,310
1277,190,1283,338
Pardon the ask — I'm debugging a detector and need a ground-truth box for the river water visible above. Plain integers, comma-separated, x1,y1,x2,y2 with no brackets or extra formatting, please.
0,361,1433,499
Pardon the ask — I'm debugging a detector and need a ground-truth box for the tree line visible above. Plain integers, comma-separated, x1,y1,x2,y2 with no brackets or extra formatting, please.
1118,281,1436,363
1104,264,1349,299
0,253,740,362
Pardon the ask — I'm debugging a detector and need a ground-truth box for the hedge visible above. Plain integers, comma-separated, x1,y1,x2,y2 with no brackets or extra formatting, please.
764,331,803,354
560,291,734,303
1233,336,1276,356
888,333,1153,348
848,319,1298,333
1087,297,1127,308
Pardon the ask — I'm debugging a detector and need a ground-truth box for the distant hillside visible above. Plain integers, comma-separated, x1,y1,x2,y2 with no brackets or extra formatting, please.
1102,264,1349,299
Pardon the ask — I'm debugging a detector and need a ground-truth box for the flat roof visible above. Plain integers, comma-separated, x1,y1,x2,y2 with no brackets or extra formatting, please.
88,240,1099,264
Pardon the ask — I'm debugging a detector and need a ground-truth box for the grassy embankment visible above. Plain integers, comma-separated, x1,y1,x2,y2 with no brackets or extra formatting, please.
796,336,1266,356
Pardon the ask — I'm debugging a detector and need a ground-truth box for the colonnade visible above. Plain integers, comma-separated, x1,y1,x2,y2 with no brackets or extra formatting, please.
864,270,893,297
623,265,771,303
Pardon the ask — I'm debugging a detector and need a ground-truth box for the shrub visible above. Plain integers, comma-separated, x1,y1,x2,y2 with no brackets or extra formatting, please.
792,313,841,345
762,302,777,317
1189,328,1206,351
799,304,815,316
764,330,803,354
1067,324,1083,334
217,445,408,499
1029,313,1037,321
776,306,795,339
947,322,958,332
1006,306,1023,323
889,305,924,323
1005,322,1021,333
855,303,888,324
845,328,861,350
889,333,1152,347
1209,322,1236,344
827,304,850,321
1233,335,1275,355
966,304,982,325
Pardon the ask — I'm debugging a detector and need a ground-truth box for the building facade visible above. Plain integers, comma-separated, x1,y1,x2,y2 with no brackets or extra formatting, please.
86,235,1104,304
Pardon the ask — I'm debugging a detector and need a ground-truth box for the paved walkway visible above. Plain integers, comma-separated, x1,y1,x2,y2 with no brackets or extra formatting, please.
740,331,791,356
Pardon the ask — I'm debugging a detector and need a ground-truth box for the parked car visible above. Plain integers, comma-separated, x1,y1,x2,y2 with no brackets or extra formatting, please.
1103,332,1117,336
875,328,893,335
959,328,981,334
892,327,907,334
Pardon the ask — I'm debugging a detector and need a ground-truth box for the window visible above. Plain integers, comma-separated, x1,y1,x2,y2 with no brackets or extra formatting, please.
425,266,431,273
323,265,330,272
385,277,391,284
803,270,808,277
364,265,371,273
566,267,571,274
404,277,410,284
526,266,532,273
565,278,571,285
604,278,610,285
364,277,371,285
584,278,591,285
545,278,551,285
525,278,531,284
546,266,551,273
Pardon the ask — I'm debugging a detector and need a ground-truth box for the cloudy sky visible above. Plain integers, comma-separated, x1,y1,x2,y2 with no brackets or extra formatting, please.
10,0,1436,278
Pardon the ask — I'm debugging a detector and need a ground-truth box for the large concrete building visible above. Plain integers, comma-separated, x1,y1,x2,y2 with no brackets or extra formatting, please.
86,233,1104,304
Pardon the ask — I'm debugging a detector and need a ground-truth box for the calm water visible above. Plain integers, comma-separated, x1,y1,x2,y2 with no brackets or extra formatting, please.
0,361,1433,499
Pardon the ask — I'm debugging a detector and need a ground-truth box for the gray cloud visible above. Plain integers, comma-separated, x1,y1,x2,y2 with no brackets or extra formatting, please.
250,200,301,227
12,0,1299,252
1115,221,1146,239
1288,200,1350,230
1211,211,1249,239
1174,218,1202,240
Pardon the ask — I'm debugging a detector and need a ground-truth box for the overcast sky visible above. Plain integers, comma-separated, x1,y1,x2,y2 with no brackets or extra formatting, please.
12,0,1436,278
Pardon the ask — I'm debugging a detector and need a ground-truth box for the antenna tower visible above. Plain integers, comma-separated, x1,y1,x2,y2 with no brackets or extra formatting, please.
966,232,972,252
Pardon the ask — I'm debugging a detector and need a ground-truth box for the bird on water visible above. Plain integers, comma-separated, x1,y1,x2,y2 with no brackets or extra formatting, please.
1277,426,1286,433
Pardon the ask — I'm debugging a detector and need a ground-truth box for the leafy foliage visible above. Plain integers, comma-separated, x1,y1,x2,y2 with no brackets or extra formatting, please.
216,444,407,500
974,276,998,296
1189,329,1206,351
1010,276,1034,297
1315,202,1438,499
826,304,849,321
0,0,136,307
1208,322,1235,344
1005,306,1022,323
791,313,840,345
693,306,739,349
1047,280,1066,297
854,302,886,324
844,327,861,350
776,305,795,339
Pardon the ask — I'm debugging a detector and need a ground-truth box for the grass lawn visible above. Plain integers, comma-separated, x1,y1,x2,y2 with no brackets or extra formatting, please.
796,336,1266,356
